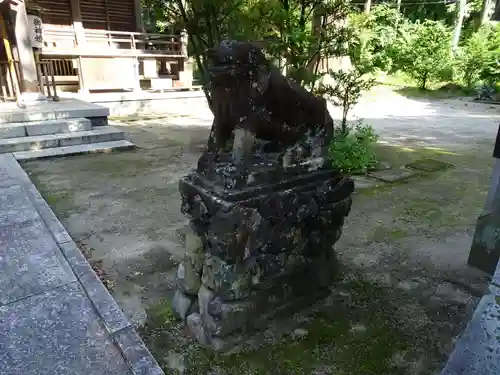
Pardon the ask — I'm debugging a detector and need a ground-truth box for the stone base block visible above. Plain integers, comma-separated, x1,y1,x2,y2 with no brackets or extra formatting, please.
174,159,353,350
184,252,336,351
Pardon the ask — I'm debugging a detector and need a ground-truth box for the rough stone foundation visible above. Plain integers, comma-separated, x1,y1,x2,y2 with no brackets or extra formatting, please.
172,170,354,350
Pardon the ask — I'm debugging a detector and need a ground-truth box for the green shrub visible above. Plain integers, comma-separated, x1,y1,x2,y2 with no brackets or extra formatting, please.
480,24,500,87
394,20,452,89
328,122,379,174
456,24,500,88
386,20,418,73
315,67,376,134
349,4,400,73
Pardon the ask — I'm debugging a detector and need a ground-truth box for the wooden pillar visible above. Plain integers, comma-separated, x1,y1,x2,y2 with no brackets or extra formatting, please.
12,1,45,102
70,0,83,35
70,0,88,93
492,0,500,20
134,0,143,32
131,0,144,91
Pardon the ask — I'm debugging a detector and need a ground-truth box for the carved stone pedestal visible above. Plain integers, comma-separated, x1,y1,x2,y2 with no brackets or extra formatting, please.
172,158,354,350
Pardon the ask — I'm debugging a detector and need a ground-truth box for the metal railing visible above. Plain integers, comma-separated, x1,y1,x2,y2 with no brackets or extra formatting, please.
0,60,20,102
36,60,59,101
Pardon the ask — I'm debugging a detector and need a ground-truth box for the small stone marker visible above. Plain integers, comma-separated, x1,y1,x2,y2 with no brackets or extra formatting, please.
406,158,453,172
352,176,380,190
368,168,418,183
369,161,391,172
469,123,500,275
493,256,500,287
468,212,500,275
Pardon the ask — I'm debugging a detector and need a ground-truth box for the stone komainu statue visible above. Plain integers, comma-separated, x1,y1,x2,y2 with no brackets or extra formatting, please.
204,40,334,166
174,40,354,351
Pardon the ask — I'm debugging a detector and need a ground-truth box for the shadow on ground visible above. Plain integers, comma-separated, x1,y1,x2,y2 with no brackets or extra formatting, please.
21,97,498,374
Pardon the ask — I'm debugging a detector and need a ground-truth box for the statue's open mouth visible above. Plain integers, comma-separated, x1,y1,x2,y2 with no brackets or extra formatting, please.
205,47,250,77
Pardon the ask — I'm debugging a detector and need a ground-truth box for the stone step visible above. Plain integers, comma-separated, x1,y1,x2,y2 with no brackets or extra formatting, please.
0,98,109,124
0,122,25,139
0,118,92,139
0,126,125,154
26,118,92,136
13,140,136,160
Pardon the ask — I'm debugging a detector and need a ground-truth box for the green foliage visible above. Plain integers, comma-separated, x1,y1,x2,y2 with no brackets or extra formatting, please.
394,20,453,89
147,300,177,329
456,26,492,87
349,4,401,73
246,0,353,87
153,0,353,92
142,0,499,98
328,122,379,173
402,1,455,25
456,23,500,88
316,68,376,133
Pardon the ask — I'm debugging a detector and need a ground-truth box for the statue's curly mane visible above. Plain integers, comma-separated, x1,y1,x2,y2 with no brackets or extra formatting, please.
206,40,333,157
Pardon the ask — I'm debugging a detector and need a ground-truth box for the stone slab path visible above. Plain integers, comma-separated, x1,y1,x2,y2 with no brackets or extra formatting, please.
0,153,163,375
440,263,500,375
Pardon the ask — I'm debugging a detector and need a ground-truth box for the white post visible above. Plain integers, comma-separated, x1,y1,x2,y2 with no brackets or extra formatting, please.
178,29,193,87
14,1,46,103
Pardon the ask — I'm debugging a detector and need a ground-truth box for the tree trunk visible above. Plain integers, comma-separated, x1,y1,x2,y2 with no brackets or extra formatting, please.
175,0,213,110
396,0,402,27
451,0,466,56
479,0,491,27
307,7,323,75
421,72,428,90
364,0,371,14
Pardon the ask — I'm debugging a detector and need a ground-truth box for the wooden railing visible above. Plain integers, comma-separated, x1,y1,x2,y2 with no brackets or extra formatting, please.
38,27,190,92
0,61,20,102
50,58,77,77
35,60,59,101
42,26,186,58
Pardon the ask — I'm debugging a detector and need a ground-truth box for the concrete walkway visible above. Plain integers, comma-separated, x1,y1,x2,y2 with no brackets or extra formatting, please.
441,262,500,374
0,153,163,375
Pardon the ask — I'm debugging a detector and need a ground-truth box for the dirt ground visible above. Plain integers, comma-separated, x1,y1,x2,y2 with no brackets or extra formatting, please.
22,91,500,374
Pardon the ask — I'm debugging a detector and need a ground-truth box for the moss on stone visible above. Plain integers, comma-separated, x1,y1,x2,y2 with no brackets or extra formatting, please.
147,300,177,330
406,158,454,172
160,280,412,375
28,173,76,218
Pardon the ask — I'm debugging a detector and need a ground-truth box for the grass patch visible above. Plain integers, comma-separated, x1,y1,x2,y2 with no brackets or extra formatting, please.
27,172,76,217
186,281,409,375
374,144,463,168
375,72,470,99
395,86,469,99
402,198,442,222
146,300,177,330
406,158,454,173
372,226,407,243
144,280,412,375
77,155,154,175
188,315,406,375
44,190,72,207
